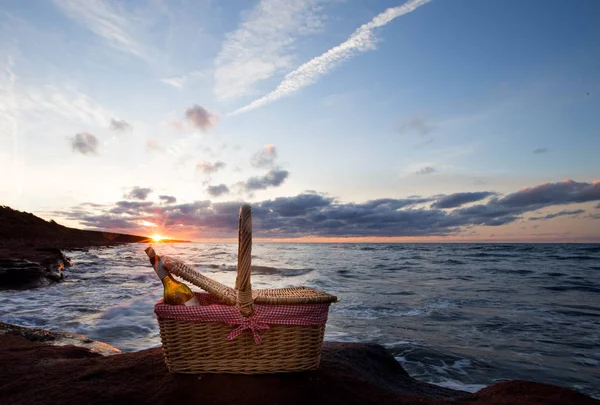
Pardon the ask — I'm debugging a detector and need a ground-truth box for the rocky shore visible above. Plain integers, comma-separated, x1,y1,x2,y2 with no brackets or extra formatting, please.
0,206,151,289
0,324,597,405
1,206,598,404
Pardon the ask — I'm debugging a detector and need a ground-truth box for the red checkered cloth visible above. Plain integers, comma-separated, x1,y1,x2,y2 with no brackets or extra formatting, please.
155,292,331,344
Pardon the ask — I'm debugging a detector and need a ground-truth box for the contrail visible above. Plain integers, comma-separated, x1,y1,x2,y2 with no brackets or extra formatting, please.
229,0,432,115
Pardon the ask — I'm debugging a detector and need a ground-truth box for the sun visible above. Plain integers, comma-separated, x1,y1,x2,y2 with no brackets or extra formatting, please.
151,234,165,242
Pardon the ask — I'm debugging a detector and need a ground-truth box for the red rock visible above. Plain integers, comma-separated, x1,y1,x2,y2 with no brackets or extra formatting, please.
0,332,597,405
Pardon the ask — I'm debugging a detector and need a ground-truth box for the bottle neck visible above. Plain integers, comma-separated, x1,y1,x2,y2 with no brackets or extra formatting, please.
153,258,169,280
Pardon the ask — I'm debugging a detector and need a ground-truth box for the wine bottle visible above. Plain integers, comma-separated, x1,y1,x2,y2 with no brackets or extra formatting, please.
145,247,199,306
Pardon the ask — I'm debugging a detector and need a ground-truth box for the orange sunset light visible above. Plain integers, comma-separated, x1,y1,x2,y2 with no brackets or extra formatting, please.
151,234,165,242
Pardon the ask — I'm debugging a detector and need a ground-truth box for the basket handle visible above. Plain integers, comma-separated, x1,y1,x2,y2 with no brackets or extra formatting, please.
235,204,254,317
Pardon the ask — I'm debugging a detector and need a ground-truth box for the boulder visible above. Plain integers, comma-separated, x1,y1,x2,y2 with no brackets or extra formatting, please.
0,247,71,289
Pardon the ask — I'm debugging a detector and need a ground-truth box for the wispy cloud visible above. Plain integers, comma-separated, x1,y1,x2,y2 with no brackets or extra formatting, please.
251,145,278,168
397,115,435,136
161,70,205,89
529,209,585,221
52,0,148,60
533,148,548,154
146,138,162,152
214,0,328,101
231,0,432,115
196,161,226,174
415,166,435,175
19,85,113,128
71,132,99,155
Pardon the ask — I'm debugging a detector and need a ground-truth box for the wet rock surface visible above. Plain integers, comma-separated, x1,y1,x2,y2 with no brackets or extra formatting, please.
0,248,71,289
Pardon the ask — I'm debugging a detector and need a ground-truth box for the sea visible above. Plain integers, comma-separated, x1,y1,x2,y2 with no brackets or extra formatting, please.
1,243,599,398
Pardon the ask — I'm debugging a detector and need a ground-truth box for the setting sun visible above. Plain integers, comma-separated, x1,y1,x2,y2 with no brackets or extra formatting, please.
151,234,164,242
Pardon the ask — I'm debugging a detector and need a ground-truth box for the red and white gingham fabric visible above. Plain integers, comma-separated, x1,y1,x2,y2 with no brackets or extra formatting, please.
155,292,331,344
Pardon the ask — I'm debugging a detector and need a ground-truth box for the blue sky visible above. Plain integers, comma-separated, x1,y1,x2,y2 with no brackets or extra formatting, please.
1,0,599,241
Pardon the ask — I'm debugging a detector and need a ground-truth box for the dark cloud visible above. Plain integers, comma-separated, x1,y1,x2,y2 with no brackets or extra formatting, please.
251,145,277,168
196,161,226,174
451,180,600,226
396,116,435,136
110,200,154,214
53,180,600,239
124,187,153,201
110,118,132,131
415,166,435,175
432,192,496,209
244,169,289,191
496,180,600,208
207,184,229,197
185,105,218,131
363,197,433,210
529,209,585,221
159,195,177,204
533,148,548,154
71,132,99,155
261,194,333,217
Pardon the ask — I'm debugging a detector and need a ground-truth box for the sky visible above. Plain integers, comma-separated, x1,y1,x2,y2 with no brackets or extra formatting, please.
0,0,599,242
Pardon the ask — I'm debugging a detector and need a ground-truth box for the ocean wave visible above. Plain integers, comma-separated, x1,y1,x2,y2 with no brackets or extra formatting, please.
203,264,314,277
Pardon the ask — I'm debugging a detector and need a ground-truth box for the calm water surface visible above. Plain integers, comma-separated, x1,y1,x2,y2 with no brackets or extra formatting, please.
0,243,599,398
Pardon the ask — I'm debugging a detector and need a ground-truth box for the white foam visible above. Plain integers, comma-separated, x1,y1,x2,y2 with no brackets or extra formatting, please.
434,379,488,393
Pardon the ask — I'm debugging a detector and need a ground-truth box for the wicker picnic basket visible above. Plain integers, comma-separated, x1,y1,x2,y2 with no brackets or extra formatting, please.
151,204,337,374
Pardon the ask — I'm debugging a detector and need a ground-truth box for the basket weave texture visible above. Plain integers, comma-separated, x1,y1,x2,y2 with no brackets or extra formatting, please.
152,204,337,374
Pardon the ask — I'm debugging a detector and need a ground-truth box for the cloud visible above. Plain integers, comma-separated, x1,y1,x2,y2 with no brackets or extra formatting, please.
158,195,177,204
146,138,162,152
251,145,278,168
110,118,132,131
214,0,327,101
207,184,230,197
184,105,218,131
18,85,113,128
496,180,600,208
161,71,205,89
432,192,495,209
52,0,148,60
110,200,154,214
533,148,548,154
196,161,226,174
397,116,435,136
452,180,600,226
71,132,99,155
52,179,600,238
415,166,435,175
243,169,289,191
231,0,432,115
124,186,153,201
529,209,585,221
